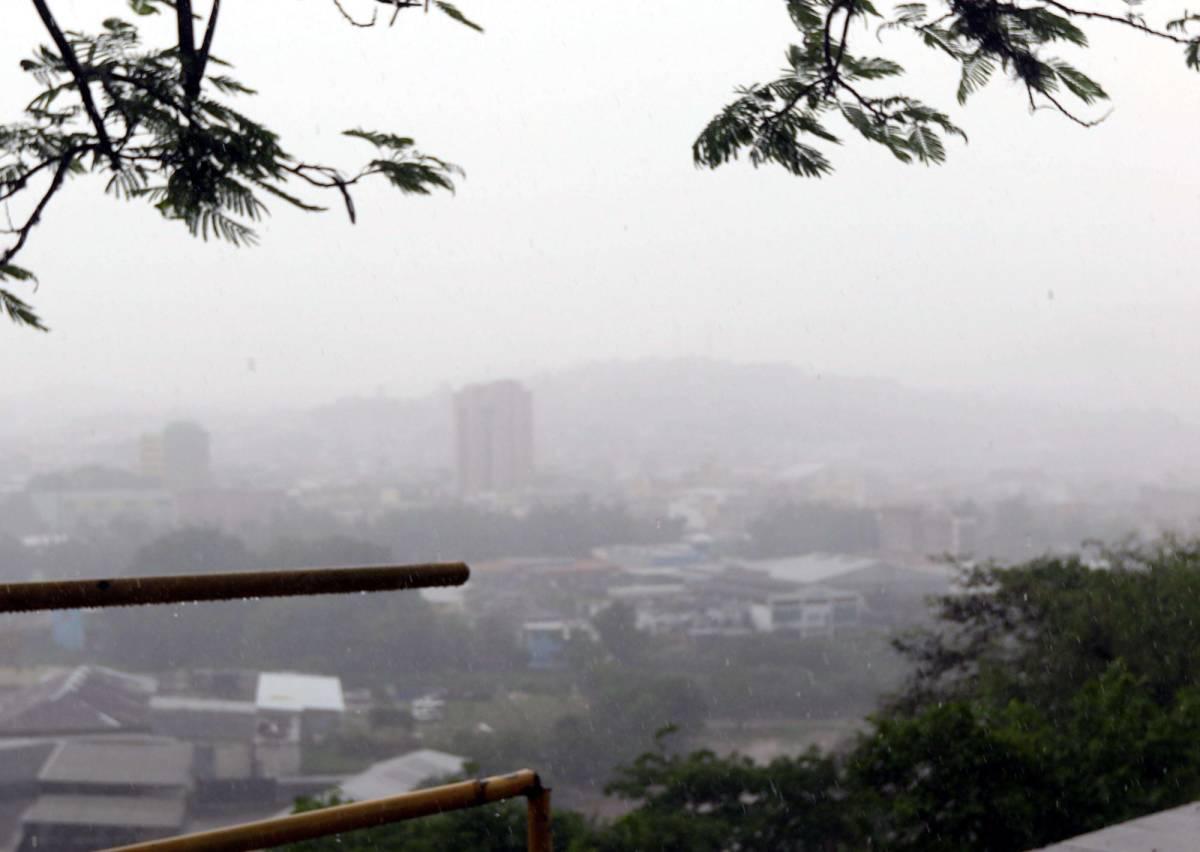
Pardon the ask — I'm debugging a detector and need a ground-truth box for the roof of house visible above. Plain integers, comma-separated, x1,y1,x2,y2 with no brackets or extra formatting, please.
337,749,468,802
740,554,883,586
150,695,257,714
1031,800,1200,851
0,666,155,736
0,739,57,786
149,696,258,741
768,583,864,603
256,672,345,714
738,555,953,594
21,794,186,829
39,738,192,788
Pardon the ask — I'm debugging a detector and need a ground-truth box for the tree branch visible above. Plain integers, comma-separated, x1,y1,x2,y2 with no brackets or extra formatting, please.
176,0,200,104
195,0,221,87
286,163,359,222
0,148,85,203
1029,83,1109,126
29,0,120,170
333,0,378,26
1040,0,1196,45
0,153,73,266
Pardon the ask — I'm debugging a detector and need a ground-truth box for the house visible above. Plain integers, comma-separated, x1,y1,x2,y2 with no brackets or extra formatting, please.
749,584,865,636
35,737,193,796
16,794,186,851
14,736,192,851
255,672,345,739
25,466,176,532
410,696,445,723
690,567,865,636
149,695,272,806
1031,798,1200,851
0,740,57,799
336,750,468,801
254,672,345,777
519,620,589,669
0,666,155,737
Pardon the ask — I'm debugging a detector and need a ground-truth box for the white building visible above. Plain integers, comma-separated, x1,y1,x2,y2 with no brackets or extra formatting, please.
254,672,345,776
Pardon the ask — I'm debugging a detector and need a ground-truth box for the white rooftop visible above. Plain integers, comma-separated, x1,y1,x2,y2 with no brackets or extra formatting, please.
255,672,345,714
150,695,257,714
338,749,468,801
1032,801,1200,851
741,554,882,586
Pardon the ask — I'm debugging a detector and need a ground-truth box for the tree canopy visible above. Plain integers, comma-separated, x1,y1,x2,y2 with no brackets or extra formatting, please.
3,0,1197,328
1,0,477,329
694,0,1200,176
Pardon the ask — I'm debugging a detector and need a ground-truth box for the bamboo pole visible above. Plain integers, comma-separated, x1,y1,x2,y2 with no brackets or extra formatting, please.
106,770,544,852
0,563,469,614
526,784,554,852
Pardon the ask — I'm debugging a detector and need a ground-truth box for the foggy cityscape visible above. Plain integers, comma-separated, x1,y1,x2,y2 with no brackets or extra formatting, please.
2,0,1200,849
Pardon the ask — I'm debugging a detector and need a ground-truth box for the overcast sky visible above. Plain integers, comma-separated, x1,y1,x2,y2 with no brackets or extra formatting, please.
1,0,1197,419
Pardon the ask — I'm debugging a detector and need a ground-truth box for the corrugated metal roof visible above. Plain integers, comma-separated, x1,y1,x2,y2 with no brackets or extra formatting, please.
150,696,256,714
337,749,468,801
256,672,344,713
39,738,192,788
1031,801,1200,852
0,739,56,785
21,794,186,828
0,666,154,736
150,696,258,742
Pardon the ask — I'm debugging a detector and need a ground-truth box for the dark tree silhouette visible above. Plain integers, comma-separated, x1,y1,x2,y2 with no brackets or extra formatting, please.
3,0,1197,328
1,0,478,329
694,0,1199,176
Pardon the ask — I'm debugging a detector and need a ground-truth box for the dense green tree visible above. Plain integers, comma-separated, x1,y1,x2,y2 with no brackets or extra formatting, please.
90,530,471,674
601,737,858,852
127,525,253,575
890,537,1200,715
282,793,596,852
597,538,1200,851
90,526,259,669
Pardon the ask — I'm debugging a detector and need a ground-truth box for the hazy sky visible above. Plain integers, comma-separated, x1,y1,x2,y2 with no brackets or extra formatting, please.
1,0,1198,417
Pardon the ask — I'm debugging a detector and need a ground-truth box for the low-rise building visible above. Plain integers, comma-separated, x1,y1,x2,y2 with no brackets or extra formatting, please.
254,672,345,777
149,696,271,806
0,666,155,738
14,736,193,851
336,750,467,800
17,793,186,851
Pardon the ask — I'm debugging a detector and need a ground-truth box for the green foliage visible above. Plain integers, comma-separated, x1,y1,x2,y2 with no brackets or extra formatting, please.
282,793,595,852
433,2,483,33
891,537,1200,714
0,263,43,330
695,0,1199,176
2,1,471,329
595,537,1200,852
88,529,473,674
602,739,857,851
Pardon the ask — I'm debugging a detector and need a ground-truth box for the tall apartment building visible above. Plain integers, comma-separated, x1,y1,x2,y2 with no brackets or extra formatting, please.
454,381,534,495
140,421,211,491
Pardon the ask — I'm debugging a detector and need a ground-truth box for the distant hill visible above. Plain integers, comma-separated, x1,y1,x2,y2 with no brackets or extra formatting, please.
250,358,1199,484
